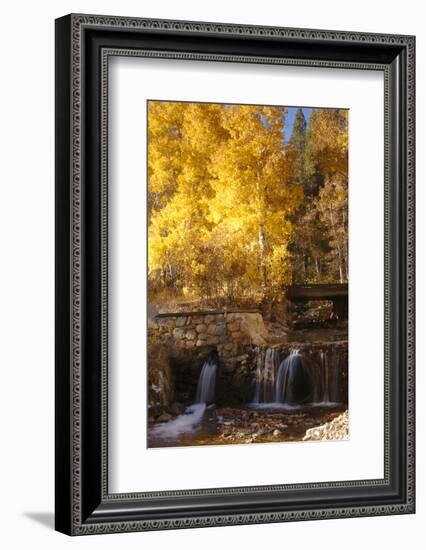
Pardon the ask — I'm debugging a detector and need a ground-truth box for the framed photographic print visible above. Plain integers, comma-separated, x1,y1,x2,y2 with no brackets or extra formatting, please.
55,14,415,535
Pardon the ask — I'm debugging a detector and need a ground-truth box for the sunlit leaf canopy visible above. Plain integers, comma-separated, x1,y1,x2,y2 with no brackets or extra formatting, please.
148,100,348,307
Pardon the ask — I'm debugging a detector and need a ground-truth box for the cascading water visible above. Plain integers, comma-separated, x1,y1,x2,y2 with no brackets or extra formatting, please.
149,354,218,441
195,358,217,404
318,349,340,404
275,349,307,404
253,347,341,407
254,347,280,403
320,350,329,402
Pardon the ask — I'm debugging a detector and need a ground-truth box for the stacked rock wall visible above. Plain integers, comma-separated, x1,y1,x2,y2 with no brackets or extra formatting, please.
152,310,264,360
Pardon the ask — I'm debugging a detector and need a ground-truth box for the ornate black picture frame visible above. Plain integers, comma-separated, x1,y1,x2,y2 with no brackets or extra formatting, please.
55,13,415,535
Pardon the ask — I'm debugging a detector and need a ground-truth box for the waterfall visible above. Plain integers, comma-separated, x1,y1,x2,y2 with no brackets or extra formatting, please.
195,358,217,404
321,350,329,402
253,347,341,407
149,355,218,441
317,347,339,405
275,349,302,404
254,347,280,403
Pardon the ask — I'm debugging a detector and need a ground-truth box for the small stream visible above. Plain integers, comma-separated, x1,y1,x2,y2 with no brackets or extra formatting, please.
148,340,347,448
149,356,217,442
148,403,345,447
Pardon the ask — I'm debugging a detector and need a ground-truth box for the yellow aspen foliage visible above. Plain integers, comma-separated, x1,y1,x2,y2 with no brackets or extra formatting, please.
147,101,306,305
208,105,302,300
307,108,348,180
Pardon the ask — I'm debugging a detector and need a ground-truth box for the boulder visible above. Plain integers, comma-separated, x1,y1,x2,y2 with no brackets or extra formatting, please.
207,323,217,335
303,410,349,441
216,323,227,336
157,413,172,423
204,335,220,345
172,327,186,339
239,313,268,345
147,341,174,408
227,321,240,332
169,402,185,415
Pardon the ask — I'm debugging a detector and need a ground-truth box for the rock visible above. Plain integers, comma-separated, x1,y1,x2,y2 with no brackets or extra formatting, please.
169,402,185,415
222,360,235,371
230,354,248,365
148,317,159,330
147,342,173,408
273,429,281,436
197,332,209,341
195,323,207,333
231,330,242,339
157,413,172,422
207,323,217,335
303,410,349,441
204,315,215,324
175,316,187,327
216,323,226,336
148,404,163,418
204,335,220,345
186,330,197,340
185,341,195,349
239,313,268,345
172,327,186,339
227,321,240,332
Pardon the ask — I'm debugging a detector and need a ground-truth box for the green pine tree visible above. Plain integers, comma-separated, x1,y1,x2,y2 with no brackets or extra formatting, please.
288,108,307,185
303,109,325,198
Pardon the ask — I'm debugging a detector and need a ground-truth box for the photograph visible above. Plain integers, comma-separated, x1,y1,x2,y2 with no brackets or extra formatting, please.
147,100,349,448
51,7,414,539
0,0,418,544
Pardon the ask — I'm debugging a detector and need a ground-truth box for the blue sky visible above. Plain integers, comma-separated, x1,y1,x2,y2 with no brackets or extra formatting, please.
284,107,312,142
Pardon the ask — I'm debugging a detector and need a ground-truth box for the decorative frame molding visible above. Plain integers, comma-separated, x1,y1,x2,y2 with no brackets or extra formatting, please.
55,14,415,535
